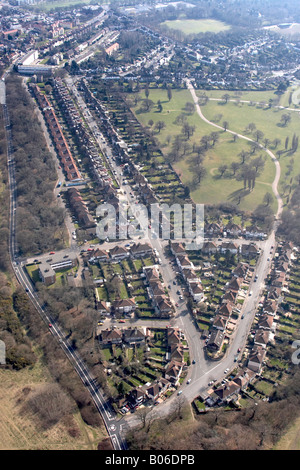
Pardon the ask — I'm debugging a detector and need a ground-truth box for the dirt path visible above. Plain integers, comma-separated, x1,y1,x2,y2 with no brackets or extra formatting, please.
186,79,283,220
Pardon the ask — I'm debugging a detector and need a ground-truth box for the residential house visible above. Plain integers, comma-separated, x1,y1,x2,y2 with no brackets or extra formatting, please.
123,327,146,345
169,343,185,363
148,280,165,298
254,329,270,348
257,314,274,331
225,277,243,293
167,328,182,345
214,381,240,402
202,241,218,254
143,266,160,283
220,241,238,254
112,298,136,314
130,242,153,258
109,245,129,261
218,301,233,318
176,254,194,271
224,223,242,238
222,290,237,303
212,315,227,331
206,329,224,351
240,243,259,258
170,242,186,257
188,281,204,302
100,329,123,346
97,300,111,316
205,222,222,237
164,360,183,385
271,272,286,288
127,387,147,406
181,269,199,283
244,225,266,239
155,295,173,315
232,263,248,279
248,345,266,373
263,300,278,315
146,378,170,401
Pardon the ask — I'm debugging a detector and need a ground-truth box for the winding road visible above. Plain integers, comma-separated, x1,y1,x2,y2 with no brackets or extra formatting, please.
186,79,283,221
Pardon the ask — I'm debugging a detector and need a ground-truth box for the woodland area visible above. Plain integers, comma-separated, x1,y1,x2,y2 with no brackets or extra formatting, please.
6,75,66,256
0,79,104,433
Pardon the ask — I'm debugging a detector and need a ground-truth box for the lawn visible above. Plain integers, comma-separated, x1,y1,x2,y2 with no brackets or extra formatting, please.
199,92,300,200
130,87,279,213
160,18,231,35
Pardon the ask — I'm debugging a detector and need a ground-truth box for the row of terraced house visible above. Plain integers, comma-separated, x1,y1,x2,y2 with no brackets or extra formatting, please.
29,83,82,181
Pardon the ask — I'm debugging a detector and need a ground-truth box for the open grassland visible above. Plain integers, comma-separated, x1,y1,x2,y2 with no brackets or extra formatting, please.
130,87,278,212
160,18,231,35
273,415,300,450
38,0,93,11
199,91,300,197
0,360,106,450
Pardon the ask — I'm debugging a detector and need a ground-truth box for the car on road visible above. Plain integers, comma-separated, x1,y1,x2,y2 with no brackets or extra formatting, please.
49,251,55,255
49,323,52,328
187,379,191,384
192,359,196,364
118,319,126,323
224,368,229,374
177,390,182,395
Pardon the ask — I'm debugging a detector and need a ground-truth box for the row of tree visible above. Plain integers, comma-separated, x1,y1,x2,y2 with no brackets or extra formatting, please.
6,76,67,256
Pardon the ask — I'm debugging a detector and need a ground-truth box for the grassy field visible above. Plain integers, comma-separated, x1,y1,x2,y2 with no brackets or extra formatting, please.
273,415,300,450
160,18,231,35
0,359,107,450
37,0,94,11
199,90,300,198
130,87,278,212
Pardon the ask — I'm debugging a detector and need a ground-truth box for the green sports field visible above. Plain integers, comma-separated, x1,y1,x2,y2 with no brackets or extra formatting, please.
160,19,231,35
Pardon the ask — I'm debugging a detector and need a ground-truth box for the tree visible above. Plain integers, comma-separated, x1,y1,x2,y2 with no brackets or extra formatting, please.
154,120,166,133
263,192,274,207
222,93,231,104
184,102,195,114
254,130,264,143
273,138,281,149
218,164,228,177
239,150,248,165
182,123,195,140
210,131,220,146
281,113,291,127
231,162,240,176
167,86,172,102
223,121,229,131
